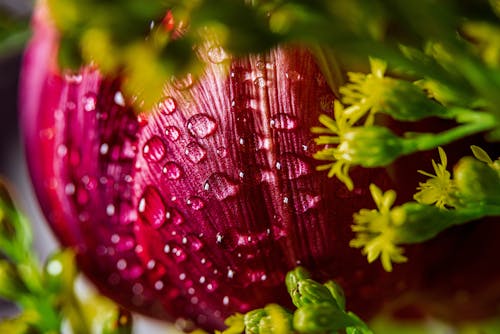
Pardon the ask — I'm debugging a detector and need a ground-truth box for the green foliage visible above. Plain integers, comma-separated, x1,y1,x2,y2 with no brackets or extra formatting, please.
0,181,132,334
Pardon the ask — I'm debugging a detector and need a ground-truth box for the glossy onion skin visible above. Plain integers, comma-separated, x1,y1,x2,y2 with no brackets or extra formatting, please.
21,4,500,331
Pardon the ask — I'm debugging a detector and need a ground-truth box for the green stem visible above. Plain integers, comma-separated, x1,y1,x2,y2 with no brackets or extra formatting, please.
403,111,497,153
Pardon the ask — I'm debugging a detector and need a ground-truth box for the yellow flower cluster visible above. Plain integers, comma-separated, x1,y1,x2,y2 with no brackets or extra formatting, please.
414,147,458,209
350,184,407,272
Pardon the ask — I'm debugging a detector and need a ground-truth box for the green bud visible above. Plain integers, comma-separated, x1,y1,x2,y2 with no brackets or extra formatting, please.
454,156,500,204
296,279,336,307
244,309,267,334
391,202,481,244
0,260,29,301
323,280,346,311
258,304,293,334
293,303,356,334
285,267,311,304
339,126,406,167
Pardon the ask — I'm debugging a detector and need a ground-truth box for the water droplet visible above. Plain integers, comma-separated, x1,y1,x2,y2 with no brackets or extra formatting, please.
158,97,177,115
270,113,298,131
65,74,83,84
206,281,218,292
165,208,184,225
186,196,205,210
184,142,206,163
276,154,311,179
138,186,166,228
106,204,116,216
117,259,127,270
154,280,164,290
162,162,183,180
227,268,235,279
222,296,229,306
114,91,126,106
216,146,227,157
83,93,97,112
216,232,224,244
186,114,217,138
179,273,187,281
204,173,240,200
254,77,266,88
174,248,187,263
189,235,204,251
295,192,321,213
143,136,166,162
65,183,76,195
57,145,68,157
286,70,302,82
100,143,109,155
171,73,194,90
207,46,228,63
165,126,180,141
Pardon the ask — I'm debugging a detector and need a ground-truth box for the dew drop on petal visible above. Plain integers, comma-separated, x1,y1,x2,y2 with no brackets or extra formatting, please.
216,146,227,158
295,192,321,214
143,136,166,162
173,248,187,263
165,126,180,141
171,73,194,90
138,186,166,228
186,114,217,138
276,154,312,179
254,77,266,88
114,91,126,106
204,173,240,200
158,97,177,115
286,70,302,82
186,196,205,210
165,208,184,225
270,113,298,131
162,162,183,180
207,46,228,63
184,142,206,163
83,93,97,112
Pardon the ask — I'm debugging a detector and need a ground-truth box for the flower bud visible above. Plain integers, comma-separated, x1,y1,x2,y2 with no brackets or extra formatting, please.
391,202,480,244
338,126,406,167
258,304,293,334
293,303,357,334
323,280,346,311
244,309,267,334
454,156,500,204
285,266,311,303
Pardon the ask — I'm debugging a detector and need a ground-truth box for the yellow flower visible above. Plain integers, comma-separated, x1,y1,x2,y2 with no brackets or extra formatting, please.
312,101,357,190
414,147,457,209
350,184,407,272
339,58,391,125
